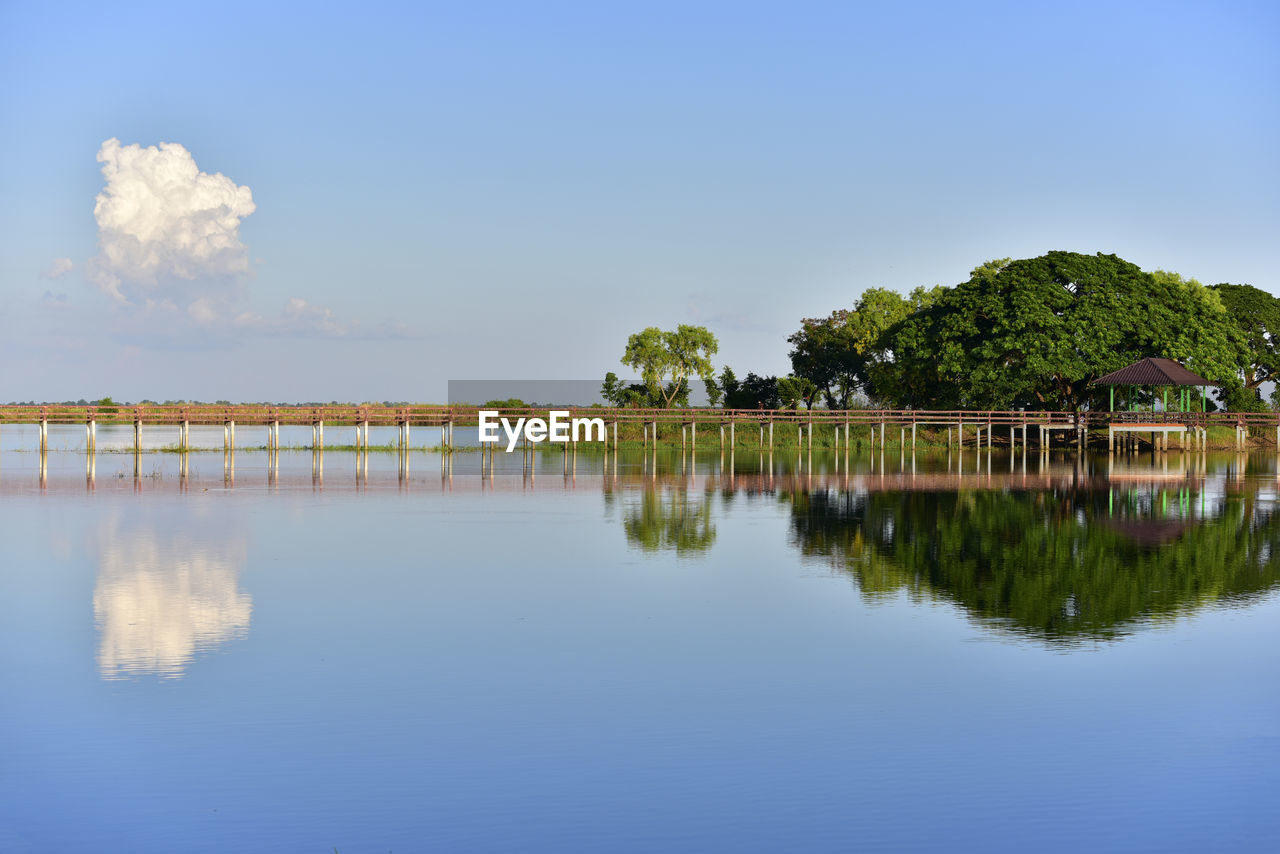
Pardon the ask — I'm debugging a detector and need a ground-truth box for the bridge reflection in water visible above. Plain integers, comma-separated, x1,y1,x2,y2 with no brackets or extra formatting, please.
12,445,1279,653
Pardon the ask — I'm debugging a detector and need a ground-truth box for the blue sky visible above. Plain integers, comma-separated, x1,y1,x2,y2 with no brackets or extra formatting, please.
1,0,1276,402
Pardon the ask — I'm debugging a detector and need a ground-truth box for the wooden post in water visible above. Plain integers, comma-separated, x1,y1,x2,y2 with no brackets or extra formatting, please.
730,420,735,449
808,421,813,452
769,421,773,450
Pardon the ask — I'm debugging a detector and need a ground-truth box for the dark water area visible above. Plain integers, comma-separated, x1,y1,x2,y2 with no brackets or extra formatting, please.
2,442,1278,851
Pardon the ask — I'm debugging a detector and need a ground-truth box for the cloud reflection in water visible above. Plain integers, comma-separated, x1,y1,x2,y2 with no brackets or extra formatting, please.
93,526,251,680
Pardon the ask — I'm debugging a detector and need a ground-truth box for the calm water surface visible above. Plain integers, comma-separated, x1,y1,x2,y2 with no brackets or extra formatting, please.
2,437,1279,852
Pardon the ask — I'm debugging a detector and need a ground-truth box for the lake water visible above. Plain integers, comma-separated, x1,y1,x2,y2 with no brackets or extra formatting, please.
2,434,1279,852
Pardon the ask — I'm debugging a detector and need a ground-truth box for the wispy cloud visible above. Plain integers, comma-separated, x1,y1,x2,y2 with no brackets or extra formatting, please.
235,297,349,338
41,257,74,279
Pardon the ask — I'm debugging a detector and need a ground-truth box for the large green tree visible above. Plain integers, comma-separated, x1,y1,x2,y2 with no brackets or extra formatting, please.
620,325,719,407
789,286,943,408
868,252,1246,411
1210,282,1280,409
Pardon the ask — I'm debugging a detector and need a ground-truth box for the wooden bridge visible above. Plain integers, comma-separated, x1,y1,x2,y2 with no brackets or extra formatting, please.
2,403,1277,453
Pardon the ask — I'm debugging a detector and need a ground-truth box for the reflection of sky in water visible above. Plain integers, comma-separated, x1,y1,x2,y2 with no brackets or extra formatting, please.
2,448,1279,852
93,524,250,680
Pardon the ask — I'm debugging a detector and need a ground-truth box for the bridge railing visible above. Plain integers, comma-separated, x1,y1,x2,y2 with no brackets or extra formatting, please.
1,403,1276,429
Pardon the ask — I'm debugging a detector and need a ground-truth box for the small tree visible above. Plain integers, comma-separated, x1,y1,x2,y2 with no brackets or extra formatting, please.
621,325,719,407
718,367,739,408
777,375,816,410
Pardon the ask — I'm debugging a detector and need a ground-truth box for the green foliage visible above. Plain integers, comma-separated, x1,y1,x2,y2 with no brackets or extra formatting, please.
866,252,1246,411
725,372,779,409
602,371,686,407
1210,282,1280,409
703,374,724,408
482,398,526,408
787,311,861,408
776,375,816,409
621,325,719,407
95,396,118,415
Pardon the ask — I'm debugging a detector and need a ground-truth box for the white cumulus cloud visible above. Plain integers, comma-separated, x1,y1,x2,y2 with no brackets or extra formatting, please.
89,138,255,301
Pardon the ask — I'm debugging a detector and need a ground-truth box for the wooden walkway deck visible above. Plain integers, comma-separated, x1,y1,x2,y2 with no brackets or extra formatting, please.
2,403,1276,453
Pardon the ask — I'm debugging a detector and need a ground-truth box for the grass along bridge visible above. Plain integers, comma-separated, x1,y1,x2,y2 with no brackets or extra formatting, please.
3,404,1278,454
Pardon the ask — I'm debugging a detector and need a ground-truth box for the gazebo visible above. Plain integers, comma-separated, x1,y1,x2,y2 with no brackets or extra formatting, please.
1092,357,1217,413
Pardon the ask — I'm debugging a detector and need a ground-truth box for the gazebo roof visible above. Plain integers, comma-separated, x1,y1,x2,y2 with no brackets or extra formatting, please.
1092,357,1216,387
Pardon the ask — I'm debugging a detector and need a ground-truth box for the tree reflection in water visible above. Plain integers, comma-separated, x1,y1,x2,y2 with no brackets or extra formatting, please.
786,484,1280,643
616,485,717,554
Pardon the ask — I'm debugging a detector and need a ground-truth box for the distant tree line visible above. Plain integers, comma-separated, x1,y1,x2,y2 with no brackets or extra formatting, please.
607,251,1280,412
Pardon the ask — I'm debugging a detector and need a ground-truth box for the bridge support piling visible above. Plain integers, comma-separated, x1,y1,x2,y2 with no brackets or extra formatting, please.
912,423,917,450
809,421,813,452
730,421,735,448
